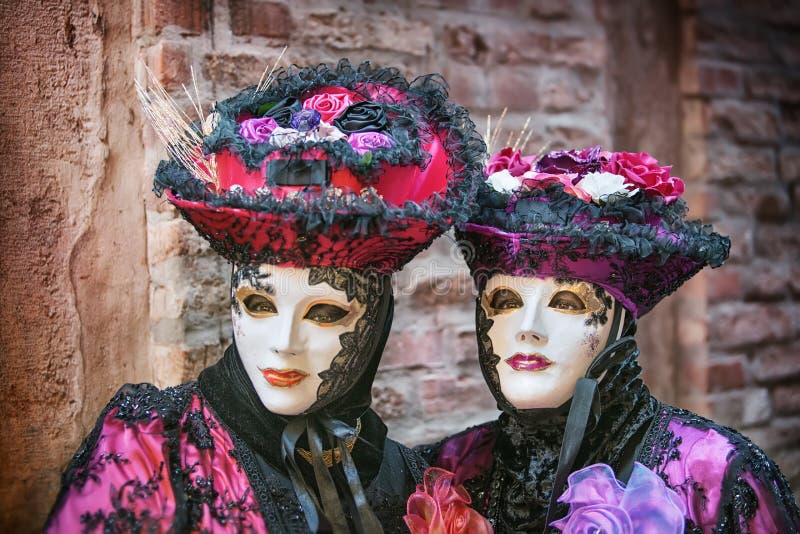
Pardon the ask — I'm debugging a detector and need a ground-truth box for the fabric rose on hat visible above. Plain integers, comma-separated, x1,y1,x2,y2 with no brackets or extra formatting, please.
486,147,536,177
536,146,606,177
575,171,637,204
404,468,493,534
550,462,686,534
521,172,592,202
302,87,358,123
239,117,279,144
348,131,394,156
602,152,685,204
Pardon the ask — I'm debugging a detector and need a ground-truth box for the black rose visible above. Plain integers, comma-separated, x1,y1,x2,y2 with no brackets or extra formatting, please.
333,102,388,133
259,96,302,127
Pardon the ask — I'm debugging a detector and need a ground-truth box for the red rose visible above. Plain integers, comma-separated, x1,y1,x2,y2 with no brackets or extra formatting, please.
486,147,536,177
302,86,362,123
521,172,592,202
404,468,493,534
602,152,685,203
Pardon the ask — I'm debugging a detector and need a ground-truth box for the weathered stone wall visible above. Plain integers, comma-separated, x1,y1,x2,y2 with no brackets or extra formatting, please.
677,0,800,488
0,0,151,530
2,0,798,530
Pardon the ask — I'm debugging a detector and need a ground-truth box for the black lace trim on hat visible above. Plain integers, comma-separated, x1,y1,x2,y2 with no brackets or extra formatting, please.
154,60,486,236
465,181,730,268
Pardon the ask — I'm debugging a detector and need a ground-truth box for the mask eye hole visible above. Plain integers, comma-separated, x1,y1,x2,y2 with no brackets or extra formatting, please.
242,294,277,316
304,303,350,325
548,290,587,313
487,287,523,315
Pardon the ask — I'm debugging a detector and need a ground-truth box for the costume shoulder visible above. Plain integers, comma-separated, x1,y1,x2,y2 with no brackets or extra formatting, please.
45,383,198,532
640,404,800,534
414,420,498,485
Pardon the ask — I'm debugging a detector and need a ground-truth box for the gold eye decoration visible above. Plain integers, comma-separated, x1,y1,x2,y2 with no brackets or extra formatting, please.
304,302,351,325
486,287,524,316
548,282,603,315
241,293,277,316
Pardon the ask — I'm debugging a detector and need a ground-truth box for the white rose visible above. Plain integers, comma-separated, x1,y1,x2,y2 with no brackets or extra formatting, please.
576,171,636,204
486,169,522,194
313,121,347,142
268,126,305,147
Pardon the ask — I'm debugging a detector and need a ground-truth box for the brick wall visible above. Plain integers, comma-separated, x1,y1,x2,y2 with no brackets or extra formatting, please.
2,0,799,530
677,0,800,488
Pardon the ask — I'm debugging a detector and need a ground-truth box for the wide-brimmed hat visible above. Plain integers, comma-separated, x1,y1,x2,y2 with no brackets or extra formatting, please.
151,60,484,272
457,146,730,318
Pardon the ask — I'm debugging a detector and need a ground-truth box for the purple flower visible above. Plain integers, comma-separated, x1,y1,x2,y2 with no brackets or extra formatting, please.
290,109,321,132
239,117,278,144
536,146,606,179
347,131,394,156
551,463,686,534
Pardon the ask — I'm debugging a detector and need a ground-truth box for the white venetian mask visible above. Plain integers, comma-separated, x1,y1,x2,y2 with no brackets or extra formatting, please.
231,264,365,415
481,274,620,410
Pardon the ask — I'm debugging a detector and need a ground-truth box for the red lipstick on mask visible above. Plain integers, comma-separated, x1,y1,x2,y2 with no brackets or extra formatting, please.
505,353,553,372
260,368,309,387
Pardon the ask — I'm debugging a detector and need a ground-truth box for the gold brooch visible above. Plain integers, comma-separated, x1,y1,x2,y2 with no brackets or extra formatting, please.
296,418,362,468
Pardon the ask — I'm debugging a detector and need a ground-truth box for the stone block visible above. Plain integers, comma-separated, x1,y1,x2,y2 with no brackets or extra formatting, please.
421,374,496,417
143,0,209,35
709,99,779,143
371,385,405,419
682,61,743,97
203,52,279,90
706,265,742,302
753,341,800,383
754,222,800,259
748,70,800,103
381,330,444,369
742,388,772,426
741,416,800,452
704,141,775,183
229,0,292,39
709,302,794,350
488,65,541,110
538,68,593,112
708,356,746,391
443,25,489,64
439,63,490,109
773,384,800,415
782,104,800,140
148,40,191,92
779,146,800,181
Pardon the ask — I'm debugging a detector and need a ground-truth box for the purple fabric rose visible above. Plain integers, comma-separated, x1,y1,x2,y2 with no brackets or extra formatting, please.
536,145,606,179
290,109,321,132
239,117,278,144
347,131,394,156
551,462,686,534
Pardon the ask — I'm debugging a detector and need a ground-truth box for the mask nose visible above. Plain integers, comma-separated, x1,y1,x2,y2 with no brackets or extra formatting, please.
270,314,301,357
516,298,548,344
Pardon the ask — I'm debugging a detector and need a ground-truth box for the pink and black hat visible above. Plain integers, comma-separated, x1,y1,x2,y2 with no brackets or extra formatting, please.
154,60,484,272
457,146,730,318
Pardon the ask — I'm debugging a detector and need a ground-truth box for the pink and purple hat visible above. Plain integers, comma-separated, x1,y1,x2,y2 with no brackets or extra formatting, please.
457,146,730,318
154,60,485,273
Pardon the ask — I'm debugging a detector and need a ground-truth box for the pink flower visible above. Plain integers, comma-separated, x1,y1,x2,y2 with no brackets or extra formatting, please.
486,147,537,177
238,117,278,144
602,152,685,203
348,131,394,156
521,172,592,202
302,87,359,123
404,468,493,534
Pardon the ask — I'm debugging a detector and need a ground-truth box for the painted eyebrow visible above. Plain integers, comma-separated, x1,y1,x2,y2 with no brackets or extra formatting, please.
234,268,275,295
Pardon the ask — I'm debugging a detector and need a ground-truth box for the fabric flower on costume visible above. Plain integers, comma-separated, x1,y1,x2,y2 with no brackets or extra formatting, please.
260,96,302,127
348,131,394,156
602,151,685,203
334,102,389,133
486,169,522,194
290,109,321,132
486,147,536,177
551,462,686,534
316,121,347,142
521,172,592,202
536,146,606,177
405,468,493,534
239,117,279,144
267,126,305,147
302,87,357,123
576,171,637,204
